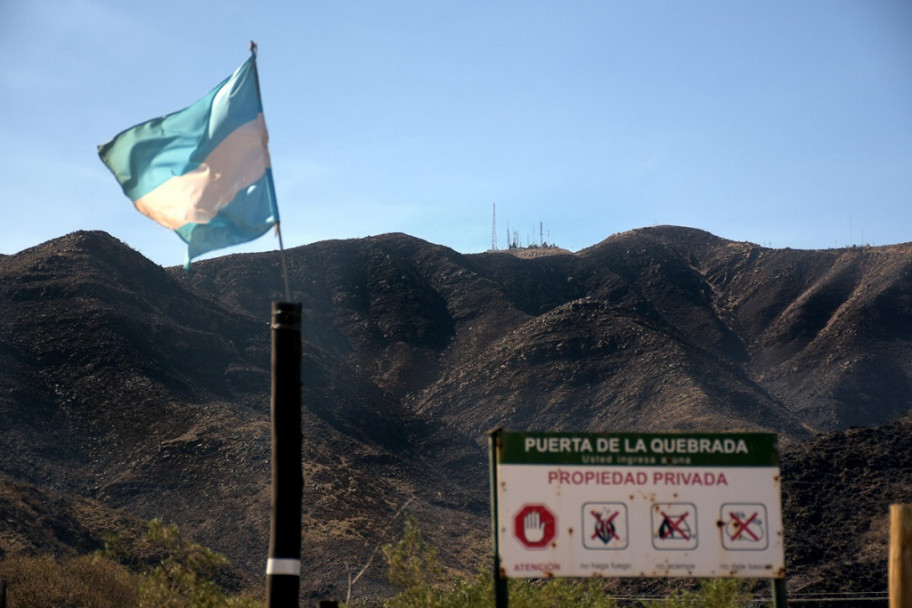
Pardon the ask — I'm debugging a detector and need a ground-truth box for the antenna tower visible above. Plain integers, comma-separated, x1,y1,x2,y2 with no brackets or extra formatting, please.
491,203,498,251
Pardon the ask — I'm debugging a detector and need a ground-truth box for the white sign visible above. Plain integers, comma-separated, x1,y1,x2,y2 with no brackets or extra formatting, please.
494,432,784,579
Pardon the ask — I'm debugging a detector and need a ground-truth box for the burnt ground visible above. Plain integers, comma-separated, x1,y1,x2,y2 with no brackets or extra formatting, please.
780,414,912,596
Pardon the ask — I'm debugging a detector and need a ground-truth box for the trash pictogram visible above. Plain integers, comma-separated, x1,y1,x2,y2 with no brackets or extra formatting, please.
582,503,628,550
721,503,768,550
652,503,698,550
514,504,557,549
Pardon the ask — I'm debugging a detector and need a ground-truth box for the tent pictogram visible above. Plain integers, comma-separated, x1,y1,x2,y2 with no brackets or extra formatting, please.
651,503,698,550
659,512,691,539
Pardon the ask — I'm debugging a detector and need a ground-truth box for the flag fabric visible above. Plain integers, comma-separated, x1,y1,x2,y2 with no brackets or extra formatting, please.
98,51,279,266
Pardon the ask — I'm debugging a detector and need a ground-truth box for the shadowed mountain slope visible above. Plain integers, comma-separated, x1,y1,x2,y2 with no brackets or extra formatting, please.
2,226,910,602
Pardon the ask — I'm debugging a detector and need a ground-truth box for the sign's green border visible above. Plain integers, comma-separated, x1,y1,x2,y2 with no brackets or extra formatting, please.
497,431,779,466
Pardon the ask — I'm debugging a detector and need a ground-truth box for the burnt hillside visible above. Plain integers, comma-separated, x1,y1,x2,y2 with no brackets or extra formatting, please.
1,226,910,602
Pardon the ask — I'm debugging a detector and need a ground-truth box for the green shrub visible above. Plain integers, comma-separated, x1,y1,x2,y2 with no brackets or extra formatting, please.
640,578,755,608
381,514,443,592
508,577,617,608
131,519,260,608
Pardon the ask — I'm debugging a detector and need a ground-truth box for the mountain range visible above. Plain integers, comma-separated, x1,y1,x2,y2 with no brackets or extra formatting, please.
1,226,910,603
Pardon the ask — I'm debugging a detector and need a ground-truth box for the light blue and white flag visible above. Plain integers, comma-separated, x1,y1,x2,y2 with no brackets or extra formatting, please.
98,50,279,266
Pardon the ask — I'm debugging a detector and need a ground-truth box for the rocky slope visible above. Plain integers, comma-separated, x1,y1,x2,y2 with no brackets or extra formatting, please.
1,226,910,602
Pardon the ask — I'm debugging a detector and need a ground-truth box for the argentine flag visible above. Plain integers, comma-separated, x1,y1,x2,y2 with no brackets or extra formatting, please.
98,50,279,266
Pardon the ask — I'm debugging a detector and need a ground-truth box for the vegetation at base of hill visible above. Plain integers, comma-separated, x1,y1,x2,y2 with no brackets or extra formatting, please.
639,579,754,608
343,514,758,608
0,553,136,608
0,513,769,607
0,519,260,608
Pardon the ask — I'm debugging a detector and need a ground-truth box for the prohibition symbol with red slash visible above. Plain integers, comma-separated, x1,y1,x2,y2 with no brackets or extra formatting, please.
721,503,768,550
652,503,698,550
593,510,620,541
514,504,557,549
582,502,628,550
660,511,691,539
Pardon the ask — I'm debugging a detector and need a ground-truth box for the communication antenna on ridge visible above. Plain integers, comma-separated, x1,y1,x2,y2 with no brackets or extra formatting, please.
491,203,498,251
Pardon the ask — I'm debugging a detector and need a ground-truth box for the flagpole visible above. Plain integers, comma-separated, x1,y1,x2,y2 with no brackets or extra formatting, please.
276,223,291,302
249,40,291,303
247,41,300,606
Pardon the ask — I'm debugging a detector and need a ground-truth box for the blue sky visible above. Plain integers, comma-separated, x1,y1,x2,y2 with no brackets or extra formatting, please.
1,1,910,267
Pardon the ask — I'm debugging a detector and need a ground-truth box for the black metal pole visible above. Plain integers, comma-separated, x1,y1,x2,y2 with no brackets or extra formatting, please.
772,577,788,608
488,428,509,608
266,302,302,607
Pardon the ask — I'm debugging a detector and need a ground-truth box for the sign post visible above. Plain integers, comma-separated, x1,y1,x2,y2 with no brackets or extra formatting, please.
489,429,509,608
491,431,784,591
890,504,912,608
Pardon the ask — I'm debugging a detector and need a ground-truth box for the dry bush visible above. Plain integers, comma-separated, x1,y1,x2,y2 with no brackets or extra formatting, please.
0,553,138,608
